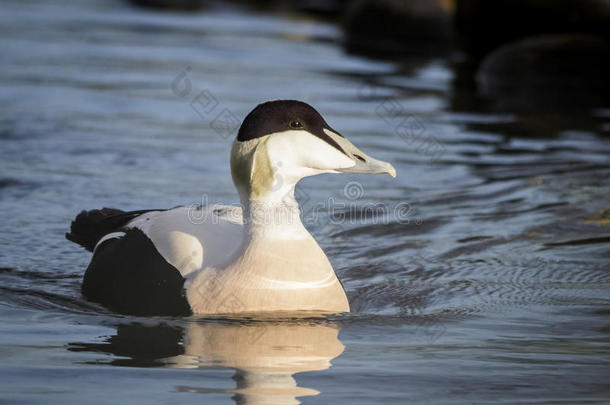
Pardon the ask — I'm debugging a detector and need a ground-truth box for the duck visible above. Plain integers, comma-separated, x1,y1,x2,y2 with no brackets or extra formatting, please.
66,100,396,316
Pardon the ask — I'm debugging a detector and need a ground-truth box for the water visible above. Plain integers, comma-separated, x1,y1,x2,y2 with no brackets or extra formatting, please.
1,0,609,403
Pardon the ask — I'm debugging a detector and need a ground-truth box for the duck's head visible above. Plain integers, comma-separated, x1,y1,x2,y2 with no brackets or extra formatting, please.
231,100,396,200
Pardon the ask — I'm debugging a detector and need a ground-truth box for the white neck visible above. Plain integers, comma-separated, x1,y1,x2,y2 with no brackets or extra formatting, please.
238,181,310,241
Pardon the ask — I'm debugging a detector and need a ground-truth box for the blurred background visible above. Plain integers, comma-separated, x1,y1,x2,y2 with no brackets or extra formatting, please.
1,0,609,404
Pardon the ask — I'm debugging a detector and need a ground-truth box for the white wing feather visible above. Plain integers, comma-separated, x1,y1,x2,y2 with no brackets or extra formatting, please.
126,205,244,277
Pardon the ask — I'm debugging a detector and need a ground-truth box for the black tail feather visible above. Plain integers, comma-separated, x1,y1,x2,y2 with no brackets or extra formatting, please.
66,208,158,252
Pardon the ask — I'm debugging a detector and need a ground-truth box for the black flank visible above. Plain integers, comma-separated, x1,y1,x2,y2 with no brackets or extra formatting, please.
82,228,192,316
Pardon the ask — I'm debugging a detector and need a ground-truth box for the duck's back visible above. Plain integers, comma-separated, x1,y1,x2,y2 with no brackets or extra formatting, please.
66,205,244,315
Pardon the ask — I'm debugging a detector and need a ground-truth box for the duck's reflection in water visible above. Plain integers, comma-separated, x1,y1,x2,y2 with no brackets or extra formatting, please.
69,318,344,404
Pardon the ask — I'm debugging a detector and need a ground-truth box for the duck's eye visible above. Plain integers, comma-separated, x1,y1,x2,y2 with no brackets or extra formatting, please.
289,120,303,129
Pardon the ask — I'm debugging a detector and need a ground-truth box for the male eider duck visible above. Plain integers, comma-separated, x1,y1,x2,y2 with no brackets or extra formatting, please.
67,100,396,316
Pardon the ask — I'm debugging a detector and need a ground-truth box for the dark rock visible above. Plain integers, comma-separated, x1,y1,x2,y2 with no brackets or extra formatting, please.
476,34,610,111
455,0,610,59
342,0,453,57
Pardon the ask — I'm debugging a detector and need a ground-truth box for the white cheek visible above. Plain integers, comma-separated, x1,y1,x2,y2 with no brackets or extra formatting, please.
266,130,355,174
